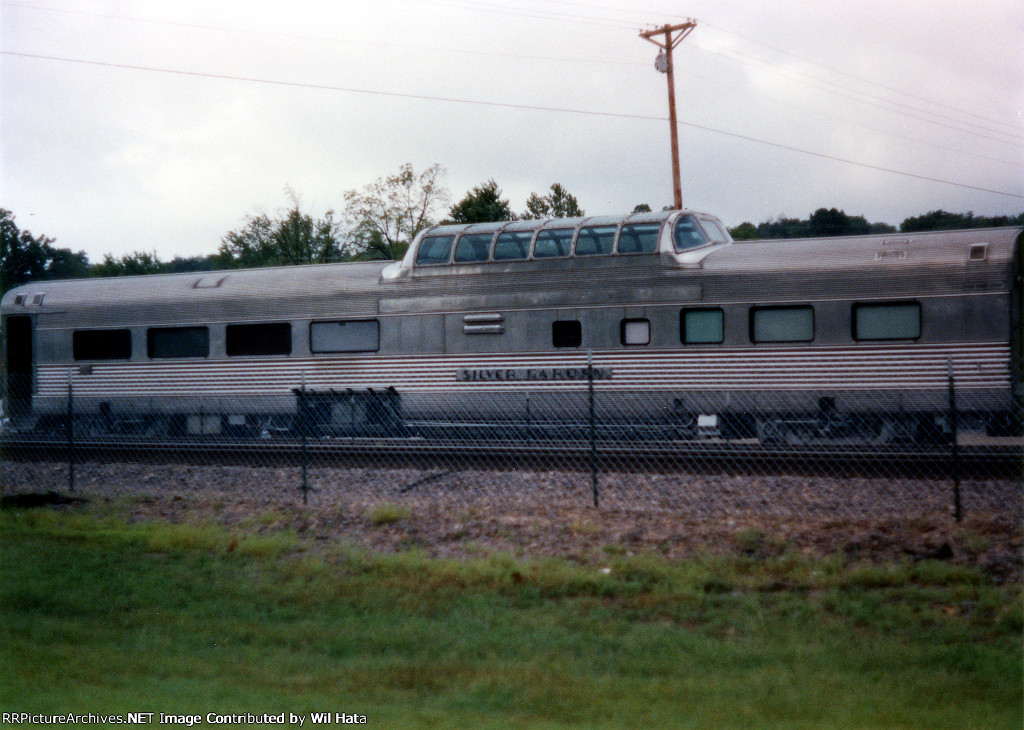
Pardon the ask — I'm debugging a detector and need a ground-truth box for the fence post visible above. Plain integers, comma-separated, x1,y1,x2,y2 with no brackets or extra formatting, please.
300,374,310,506
67,377,75,493
947,359,962,522
588,351,598,508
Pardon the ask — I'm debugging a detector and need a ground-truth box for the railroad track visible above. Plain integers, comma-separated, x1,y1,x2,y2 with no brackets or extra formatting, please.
3,434,1021,478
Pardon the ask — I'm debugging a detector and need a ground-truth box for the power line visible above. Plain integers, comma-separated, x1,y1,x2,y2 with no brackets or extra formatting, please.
532,0,1024,136
10,0,1014,167
3,49,1021,201
8,0,1020,149
688,38,1024,146
676,64,1024,169
699,19,1024,135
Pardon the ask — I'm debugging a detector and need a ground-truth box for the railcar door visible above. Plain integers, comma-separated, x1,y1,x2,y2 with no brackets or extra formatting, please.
4,315,32,420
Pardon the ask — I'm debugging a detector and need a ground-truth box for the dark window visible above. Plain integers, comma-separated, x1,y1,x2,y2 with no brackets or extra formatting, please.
493,231,532,261
310,320,379,353
574,225,616,256
552,320,582,348
74,329,132,360
226,323,292,357
617,223,661,254
673,215,710,252
681,308,724,344
750,306,814,343
148,327,209,358
621,319,650,346
853,302,921,340
415,235,455,265
5,316,33,408
533,229,573,258
453,233,493,263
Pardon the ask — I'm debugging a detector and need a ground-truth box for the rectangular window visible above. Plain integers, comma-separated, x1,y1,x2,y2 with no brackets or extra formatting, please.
751,306,814,343
574,225,616,256
621,319,650,346
5,315,32,408
681,309,724,344
74,329,132,360
415,235,455,265
310,320,379,353
493,230,532,261
617,223,661,254
148,327,209,358
226,322,292,356
853,302,920,340
533,229,573,258
453,233,493,263
552,320,582,348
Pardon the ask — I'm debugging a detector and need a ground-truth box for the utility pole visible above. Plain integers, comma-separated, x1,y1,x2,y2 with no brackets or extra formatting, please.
640,20,697,210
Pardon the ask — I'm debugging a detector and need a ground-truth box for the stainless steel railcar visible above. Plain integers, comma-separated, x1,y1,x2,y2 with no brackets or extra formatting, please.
2,209,1021,441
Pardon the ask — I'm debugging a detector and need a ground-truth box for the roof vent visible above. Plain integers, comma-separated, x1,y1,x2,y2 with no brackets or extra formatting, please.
968,243,988,262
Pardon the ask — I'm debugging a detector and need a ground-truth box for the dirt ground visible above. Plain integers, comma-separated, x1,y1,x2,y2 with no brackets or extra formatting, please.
3,461,1021,582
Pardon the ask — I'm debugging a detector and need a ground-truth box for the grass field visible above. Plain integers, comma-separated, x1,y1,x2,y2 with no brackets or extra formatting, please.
1,505,1020,729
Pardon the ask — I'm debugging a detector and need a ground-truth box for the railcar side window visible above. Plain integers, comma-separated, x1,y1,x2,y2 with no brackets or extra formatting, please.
415,235,455,265
617,223,661,254
681,309,724,344
673,215,710,252
226,323,292,357
453,233,493,263
533,229,573,258
853,302,921,340
310,320,379,353
574,225,616,256
73,329,132,361
552,320,582,348
148,327,209,358
493,231,532,261
750,307,814,343
621,319,651,346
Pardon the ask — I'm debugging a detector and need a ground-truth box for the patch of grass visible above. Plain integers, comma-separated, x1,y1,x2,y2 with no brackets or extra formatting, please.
367,503,412,526
1,508,1020,729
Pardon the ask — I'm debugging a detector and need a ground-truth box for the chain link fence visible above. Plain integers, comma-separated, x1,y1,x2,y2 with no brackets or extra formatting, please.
3,377,1020,528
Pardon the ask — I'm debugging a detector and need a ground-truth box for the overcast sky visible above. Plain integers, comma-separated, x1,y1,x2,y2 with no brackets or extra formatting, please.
2,0,1022,261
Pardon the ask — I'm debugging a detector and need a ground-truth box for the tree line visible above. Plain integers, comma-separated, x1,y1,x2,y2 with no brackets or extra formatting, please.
3,162,1023,295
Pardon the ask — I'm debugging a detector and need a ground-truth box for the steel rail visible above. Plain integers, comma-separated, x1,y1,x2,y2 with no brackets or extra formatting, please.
3,435,1020,479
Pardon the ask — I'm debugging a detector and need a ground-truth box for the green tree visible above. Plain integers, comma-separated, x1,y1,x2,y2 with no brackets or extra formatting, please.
1,209,89,294
632,204,653,214
753,209,894,239
756,216,809,239
92,251,164,277
448,179,514,223
219,190,344,268
522,183,584,219
808,208,852,237
164,255,219,274
728,222,758,240
342,163,450,260
900,210,1023,232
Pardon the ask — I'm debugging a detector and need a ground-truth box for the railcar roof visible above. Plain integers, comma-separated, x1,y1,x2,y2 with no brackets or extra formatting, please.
1,260,390,308
699,225,1021,273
